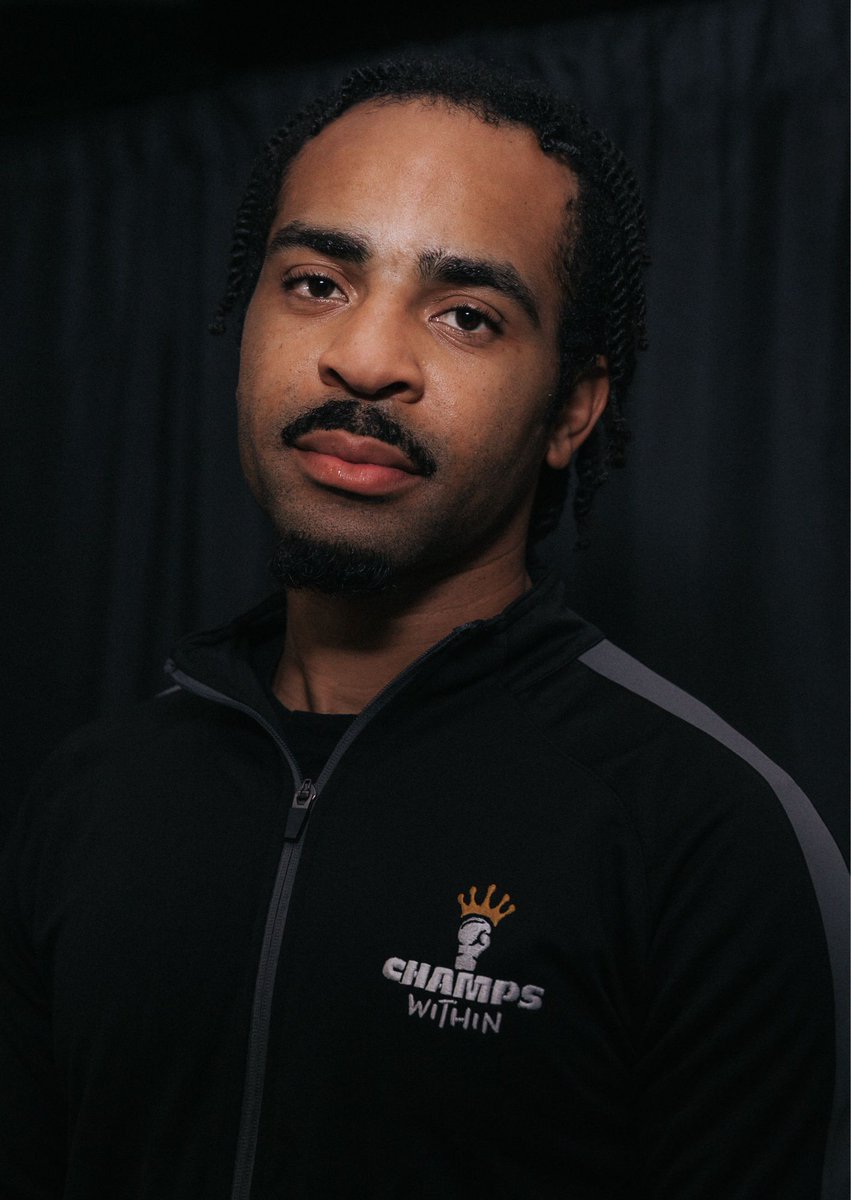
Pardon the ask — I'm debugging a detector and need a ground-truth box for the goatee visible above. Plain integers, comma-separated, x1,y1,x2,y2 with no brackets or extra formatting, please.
269,531,396,596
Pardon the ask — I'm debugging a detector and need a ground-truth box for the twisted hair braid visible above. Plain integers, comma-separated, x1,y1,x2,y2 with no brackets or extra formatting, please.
212,58,649,542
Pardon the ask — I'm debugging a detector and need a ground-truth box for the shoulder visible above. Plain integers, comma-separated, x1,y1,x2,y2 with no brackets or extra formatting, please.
573,638,842,863
30,688,235,789
519,634,836,839
510,633,847,947
6,688,270,864
517,634,847,1033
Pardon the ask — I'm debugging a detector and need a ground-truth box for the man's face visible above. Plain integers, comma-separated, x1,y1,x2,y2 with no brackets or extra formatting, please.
237,99,593,592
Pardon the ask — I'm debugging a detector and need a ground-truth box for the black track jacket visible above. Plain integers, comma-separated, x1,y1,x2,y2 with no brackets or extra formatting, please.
1,575,847,1198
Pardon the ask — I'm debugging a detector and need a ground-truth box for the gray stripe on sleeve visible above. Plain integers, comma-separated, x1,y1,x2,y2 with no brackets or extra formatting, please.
579,639,849,1200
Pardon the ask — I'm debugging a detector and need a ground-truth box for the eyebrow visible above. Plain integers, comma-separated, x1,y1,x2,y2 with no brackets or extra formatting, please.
265,222,540,327
266,221,370,265
418,248,540,328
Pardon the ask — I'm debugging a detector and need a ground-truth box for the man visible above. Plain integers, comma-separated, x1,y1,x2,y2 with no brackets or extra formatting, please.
1,59,846,1199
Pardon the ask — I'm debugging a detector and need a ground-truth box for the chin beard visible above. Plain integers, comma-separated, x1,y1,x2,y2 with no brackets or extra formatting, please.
269,531,397,596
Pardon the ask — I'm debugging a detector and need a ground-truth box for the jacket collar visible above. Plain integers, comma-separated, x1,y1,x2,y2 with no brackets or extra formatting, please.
165,571,601,717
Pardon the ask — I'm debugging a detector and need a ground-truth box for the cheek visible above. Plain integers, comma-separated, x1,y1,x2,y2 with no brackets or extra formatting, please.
238,310,317,417
429,357,555,477
237,306,274,408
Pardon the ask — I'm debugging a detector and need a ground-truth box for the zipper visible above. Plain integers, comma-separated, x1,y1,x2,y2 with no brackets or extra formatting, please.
165,619,480,1200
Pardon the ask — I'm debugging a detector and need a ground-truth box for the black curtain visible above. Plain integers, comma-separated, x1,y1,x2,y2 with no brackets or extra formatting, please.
3,0,847,851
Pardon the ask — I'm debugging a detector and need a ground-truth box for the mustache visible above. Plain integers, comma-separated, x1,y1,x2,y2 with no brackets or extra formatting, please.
280,399,438,477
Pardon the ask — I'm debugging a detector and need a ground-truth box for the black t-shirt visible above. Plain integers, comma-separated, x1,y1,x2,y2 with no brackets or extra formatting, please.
272,702,356,783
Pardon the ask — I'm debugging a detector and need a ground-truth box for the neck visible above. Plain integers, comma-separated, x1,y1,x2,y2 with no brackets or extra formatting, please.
272,547,531,714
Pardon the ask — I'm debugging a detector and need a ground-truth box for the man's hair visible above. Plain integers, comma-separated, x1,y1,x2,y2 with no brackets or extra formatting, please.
212,57,649,542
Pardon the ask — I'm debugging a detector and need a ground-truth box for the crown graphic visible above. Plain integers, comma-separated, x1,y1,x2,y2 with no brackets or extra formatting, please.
457,883,516,927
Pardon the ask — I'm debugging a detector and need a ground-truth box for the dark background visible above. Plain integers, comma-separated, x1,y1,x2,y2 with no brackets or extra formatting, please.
2,0,848,853
2,0,681,120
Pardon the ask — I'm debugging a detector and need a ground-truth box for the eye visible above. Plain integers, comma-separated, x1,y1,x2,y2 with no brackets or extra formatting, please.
282,272,344,301
436,305,502,337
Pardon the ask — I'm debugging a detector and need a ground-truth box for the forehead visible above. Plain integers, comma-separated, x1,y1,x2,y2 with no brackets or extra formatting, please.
275,99,577,296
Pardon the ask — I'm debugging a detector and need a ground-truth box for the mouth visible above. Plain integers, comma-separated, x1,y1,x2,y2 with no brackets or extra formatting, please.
290,430,423,497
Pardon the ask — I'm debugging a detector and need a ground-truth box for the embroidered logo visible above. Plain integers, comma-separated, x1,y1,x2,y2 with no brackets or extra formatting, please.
382,884,545,1036
455,883,515,970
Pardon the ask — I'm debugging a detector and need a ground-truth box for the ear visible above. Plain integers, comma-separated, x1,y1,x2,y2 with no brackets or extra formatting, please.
544,357,609,470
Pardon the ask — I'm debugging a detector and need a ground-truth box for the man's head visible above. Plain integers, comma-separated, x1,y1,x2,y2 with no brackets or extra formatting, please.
216,60,648,593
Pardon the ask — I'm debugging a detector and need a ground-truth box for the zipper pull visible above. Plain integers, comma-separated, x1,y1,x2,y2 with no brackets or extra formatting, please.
285,778,317,841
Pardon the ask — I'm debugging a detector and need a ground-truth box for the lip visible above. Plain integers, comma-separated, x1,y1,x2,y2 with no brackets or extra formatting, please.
292,430,418,472
291,430,422,497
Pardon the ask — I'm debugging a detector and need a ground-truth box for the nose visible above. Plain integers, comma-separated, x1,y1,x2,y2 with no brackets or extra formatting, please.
317,298,424,402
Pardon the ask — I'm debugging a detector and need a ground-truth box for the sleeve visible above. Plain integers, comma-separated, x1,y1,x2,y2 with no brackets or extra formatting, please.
635,766,848,1200
0,796,67,1198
